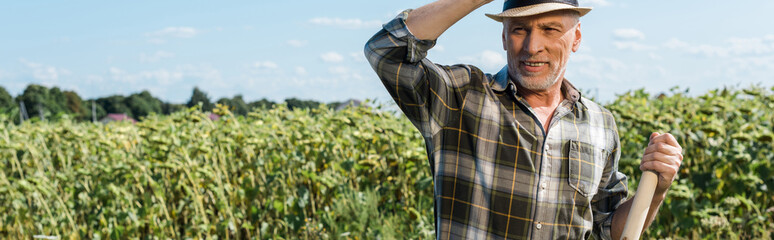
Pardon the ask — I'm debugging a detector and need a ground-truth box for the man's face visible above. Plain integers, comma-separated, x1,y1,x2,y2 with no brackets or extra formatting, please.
502,11,581,91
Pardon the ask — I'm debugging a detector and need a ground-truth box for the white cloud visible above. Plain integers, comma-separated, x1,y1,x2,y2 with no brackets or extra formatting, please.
295,66,307,75
85,74,105,84
727,37,774,55
349,52,365,62
308,17,382,29
664,35,774,57
613,41,656,51
567,53,670,101
109,67,140,84
145,27,199,44
579,0,610,7
428,45,445,56
613,28,645,40
109,65,221,87
577,45,592,53
320,51,344,63
147,39,165,44
287,39,308,48
329,66,350,75
480,50,506,67
254,61,279,69
140,51,175,63
20,59,71,81
110,67,180,85
569,54,629,79
732,55,774,69
147,27,198,38
327,66,365,82
105,65,222,101
140,70,185,85
459,50,506,71
664,38,728,57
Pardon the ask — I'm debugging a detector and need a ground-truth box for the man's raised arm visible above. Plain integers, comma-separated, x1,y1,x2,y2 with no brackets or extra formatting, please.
406,0,494,40
364,0,494,140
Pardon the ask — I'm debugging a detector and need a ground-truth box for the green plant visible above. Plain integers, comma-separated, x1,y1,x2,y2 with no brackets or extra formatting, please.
609,86,774,239
1,86,772,239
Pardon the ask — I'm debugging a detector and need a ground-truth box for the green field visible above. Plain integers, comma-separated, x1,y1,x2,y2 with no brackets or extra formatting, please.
1,86,773,239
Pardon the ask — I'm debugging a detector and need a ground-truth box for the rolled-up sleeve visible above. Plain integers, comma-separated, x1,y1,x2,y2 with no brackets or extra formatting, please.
591,127,629,240
364,10,473,137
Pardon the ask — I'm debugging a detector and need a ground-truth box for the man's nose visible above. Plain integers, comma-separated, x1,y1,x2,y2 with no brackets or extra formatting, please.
522,32,545,55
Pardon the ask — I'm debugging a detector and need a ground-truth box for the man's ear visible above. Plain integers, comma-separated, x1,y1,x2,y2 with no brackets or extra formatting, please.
572,22,581,52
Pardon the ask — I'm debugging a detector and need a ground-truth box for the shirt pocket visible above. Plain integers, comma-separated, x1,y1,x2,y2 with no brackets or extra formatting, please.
567,140,607,198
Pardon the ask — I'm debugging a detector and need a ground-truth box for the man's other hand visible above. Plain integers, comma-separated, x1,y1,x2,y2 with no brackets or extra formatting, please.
640,132,683,196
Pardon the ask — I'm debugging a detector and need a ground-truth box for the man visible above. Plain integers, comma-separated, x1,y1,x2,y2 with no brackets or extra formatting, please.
365,0,683,239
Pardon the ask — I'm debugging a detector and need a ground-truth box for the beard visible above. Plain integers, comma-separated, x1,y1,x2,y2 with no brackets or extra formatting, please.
512,62,565,91
507,52,570,91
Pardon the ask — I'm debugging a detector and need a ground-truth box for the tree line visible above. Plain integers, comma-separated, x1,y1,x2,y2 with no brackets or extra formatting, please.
0,84,342,123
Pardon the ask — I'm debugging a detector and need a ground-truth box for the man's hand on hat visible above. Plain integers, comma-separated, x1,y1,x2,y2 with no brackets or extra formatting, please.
640,132,683,196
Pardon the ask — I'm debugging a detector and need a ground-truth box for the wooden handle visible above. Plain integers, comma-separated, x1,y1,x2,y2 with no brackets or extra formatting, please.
620,170,658,240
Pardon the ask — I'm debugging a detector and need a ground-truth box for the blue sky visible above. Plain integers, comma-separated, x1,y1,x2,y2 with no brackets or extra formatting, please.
1,1,773,104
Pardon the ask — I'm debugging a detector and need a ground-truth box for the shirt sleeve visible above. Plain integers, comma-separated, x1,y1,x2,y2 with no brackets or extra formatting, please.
591,124,629,240
364,9,474,138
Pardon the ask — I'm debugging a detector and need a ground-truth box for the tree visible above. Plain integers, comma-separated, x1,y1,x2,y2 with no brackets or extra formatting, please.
285,97,321,110
88,100,106,122
126,90,163,119
48,87,69,115
162,102,185,115
16,84,69,120
187,87,212,112
16,84,48,119
217,95,249,116
96,95,132,118
248,98,276,110
230,95,249,116
0,86,13,110
63,91,88,120
0,86,19,123
216,97,232,108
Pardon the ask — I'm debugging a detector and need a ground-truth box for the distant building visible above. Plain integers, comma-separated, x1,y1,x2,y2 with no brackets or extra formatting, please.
100,113,137,124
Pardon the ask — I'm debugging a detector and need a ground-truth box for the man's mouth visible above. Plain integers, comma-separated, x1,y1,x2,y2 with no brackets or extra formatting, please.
521,61,548,72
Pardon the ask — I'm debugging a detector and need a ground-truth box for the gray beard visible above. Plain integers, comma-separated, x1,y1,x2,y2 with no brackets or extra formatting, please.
514,66,564,91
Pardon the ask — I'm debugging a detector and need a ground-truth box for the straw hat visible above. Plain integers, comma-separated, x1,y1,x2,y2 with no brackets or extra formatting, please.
486,0,592,22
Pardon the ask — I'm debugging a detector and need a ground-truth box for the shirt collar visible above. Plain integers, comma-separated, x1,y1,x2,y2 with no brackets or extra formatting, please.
490,65,510,92
491,65,582,104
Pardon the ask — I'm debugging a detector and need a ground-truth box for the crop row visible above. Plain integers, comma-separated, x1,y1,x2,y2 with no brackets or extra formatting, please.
1,86,773,239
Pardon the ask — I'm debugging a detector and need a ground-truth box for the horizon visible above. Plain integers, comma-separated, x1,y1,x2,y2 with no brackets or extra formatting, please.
3,82,772,107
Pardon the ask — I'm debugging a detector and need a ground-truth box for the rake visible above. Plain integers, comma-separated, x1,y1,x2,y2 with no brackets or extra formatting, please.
620,170,659,240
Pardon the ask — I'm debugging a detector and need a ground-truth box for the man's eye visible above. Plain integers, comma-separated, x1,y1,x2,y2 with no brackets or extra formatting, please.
512,27,525,32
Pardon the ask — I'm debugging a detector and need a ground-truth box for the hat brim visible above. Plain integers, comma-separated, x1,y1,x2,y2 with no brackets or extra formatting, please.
485,3,591,22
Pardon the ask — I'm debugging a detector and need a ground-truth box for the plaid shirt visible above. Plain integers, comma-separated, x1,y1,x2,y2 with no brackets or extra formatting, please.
365,11,629,239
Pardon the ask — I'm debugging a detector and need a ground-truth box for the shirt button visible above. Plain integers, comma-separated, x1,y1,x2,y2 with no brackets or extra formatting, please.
545,145,550,151
536,223,543,230
540,182,547,189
